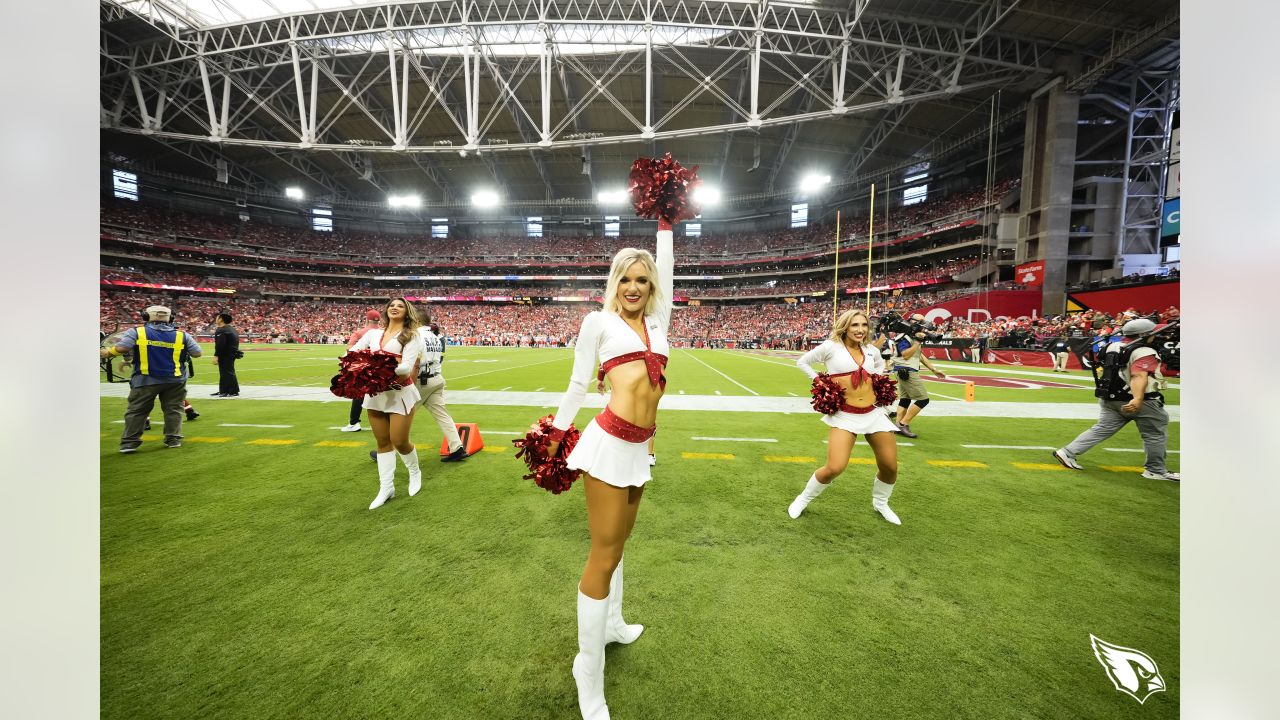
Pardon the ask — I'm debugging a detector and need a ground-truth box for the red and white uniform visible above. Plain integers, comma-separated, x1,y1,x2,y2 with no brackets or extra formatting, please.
797,339,900,435
552,230,673,488
350,328,425,415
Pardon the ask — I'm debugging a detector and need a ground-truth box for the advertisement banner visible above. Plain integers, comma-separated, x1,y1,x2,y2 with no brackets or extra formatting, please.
1161,198,1180,237
1166,162,1179,199
904,290,1042,326
1014,260,1045,287
1067,281,1180,316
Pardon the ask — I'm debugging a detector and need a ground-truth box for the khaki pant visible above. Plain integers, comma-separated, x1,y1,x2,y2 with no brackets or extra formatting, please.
416,374,462,452
893,367,929,401
1053,351,1069,371
121,381,186,448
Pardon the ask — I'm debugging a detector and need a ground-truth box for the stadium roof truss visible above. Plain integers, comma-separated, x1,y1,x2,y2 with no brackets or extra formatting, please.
100,1,1177,204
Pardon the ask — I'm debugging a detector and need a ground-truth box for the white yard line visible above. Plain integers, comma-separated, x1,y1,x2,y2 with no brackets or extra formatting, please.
726,350,802,369
1104,448,1180,454
787,392,798,397
534,387,545,391
498,386,512,391
219,423,294,428
484,431,523,436
963,444,1057,450
464,386,480,391
448,355,565,381
691,436,779,443
680,349,759,395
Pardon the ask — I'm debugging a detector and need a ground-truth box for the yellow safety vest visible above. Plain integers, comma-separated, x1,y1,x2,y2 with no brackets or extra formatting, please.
136,325,185,377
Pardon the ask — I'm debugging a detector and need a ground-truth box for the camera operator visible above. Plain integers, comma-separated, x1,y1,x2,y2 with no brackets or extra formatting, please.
881,313,946,438
99,305,203,453
1053,318,1179,481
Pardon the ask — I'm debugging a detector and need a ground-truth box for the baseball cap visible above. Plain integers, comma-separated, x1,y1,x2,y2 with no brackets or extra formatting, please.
1121,318,1168,337
145,305,171,320
365,309,381,321
909,313,925,321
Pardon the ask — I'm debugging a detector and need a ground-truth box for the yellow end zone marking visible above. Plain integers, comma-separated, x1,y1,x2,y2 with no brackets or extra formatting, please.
847,457,877,465
481,446,507,453
315,440,364,448
247,439,300,446
1013,462,1065,471
928,460,988,468
186,437,234,443
141,434,161,441
414,443,433,451
764,456,816,463
1102,465,1145,473
682,452,735,460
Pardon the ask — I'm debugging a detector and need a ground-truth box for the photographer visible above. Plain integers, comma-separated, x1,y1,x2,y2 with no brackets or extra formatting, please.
881,313,946,438
100,305,202,452
1053,318,1179,481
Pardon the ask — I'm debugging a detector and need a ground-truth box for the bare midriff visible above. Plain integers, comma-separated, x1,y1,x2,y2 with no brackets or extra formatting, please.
836,344,875,410
604,360,664,428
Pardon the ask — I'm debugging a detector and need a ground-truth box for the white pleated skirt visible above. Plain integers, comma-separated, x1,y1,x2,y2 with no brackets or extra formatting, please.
821,407,900,435
566,418,652,488
362,383,422,415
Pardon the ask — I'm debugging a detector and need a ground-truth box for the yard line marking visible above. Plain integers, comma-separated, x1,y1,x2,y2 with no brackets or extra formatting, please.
679,390,685,394
449,355,565,381
485,431,522,436
481,446,508,453
727,351,802,369
327,426,365,431
928,460,988,468
919,383,964,401
764,455,817,463
498,386,512,391
964,444,1057,450
315,440,364,448
465,386,480,391
185,437,234,443
534,387,545,391
247,439,299,446
847,457,877,465
691,436,778,443
1101,465,1146,473
220,423,294,428
1105,448,1180,454
1012,462,1066,471
682,452,735,460
680,349,759,395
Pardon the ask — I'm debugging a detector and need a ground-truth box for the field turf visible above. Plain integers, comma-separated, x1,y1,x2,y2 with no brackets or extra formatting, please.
100,345,1179,719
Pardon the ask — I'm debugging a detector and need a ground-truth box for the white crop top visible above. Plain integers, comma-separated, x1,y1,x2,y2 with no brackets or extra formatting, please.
552,229,674,431
796,339,885,379
349,328,425,378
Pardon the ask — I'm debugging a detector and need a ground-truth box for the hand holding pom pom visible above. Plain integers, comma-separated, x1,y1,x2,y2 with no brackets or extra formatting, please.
629,153,702,225
810,373,844,415
513,416,583,494
329,349,403,399
871,373,898,407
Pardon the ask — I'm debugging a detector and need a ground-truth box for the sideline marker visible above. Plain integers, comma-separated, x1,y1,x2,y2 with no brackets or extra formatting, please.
443,423,485,457
965,381,975,402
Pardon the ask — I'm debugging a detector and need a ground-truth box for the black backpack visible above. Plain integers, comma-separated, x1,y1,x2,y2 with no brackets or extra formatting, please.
1088,341,1140,401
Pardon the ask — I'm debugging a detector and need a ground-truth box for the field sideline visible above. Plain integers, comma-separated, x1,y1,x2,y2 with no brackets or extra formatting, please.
100,345,1179,719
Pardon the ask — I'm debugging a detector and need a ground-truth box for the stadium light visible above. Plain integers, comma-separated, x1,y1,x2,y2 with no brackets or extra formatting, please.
388,194,422,209
285,186,305,200
692,185,721,206
799,174,831,194
597,189,628,205
471,189,500,208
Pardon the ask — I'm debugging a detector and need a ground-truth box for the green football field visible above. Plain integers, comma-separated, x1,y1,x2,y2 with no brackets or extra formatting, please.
100,345,1179,719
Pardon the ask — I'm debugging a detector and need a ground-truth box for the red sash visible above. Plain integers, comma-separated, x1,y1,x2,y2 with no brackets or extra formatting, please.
595,405,656,443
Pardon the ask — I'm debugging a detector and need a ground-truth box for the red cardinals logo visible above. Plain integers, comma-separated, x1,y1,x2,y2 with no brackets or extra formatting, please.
1090,634,1166,704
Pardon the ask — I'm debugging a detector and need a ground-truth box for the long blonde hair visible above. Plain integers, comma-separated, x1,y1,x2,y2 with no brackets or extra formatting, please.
603,247,663,316
829,308,872,345
380,297,423,347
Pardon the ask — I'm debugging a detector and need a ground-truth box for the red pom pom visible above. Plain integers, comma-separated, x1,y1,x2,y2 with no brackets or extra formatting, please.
512,416,583,494
810,373,844,415
628,153,702,225
329,349,403,399
871,373,898,407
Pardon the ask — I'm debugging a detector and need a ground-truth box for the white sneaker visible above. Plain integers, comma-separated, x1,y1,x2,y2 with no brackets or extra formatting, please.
1141,470,1180,481
1053,448,1083,470
648,454,656,467
340,423,362,432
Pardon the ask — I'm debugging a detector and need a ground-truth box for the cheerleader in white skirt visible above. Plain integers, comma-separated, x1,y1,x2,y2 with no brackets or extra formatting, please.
349,297,425,510
543,223,674,720
789,308,904,524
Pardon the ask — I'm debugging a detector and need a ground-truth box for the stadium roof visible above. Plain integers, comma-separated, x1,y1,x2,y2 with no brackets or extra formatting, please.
101,0,1179,208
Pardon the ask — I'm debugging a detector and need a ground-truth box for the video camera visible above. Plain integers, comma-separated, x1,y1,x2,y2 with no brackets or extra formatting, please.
877,311,943,343
1148,320,1180,372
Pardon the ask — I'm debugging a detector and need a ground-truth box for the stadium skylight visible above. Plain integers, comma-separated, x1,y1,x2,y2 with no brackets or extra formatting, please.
112,2,732,55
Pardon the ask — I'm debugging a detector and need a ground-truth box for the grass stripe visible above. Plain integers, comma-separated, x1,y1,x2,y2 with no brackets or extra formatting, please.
315,440,364,448
1012,462,1066,471
964,444,1057,450
220,423,294,428
682,452,735,460
928,460,988,468
246,439,300,446
764,455,816,463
